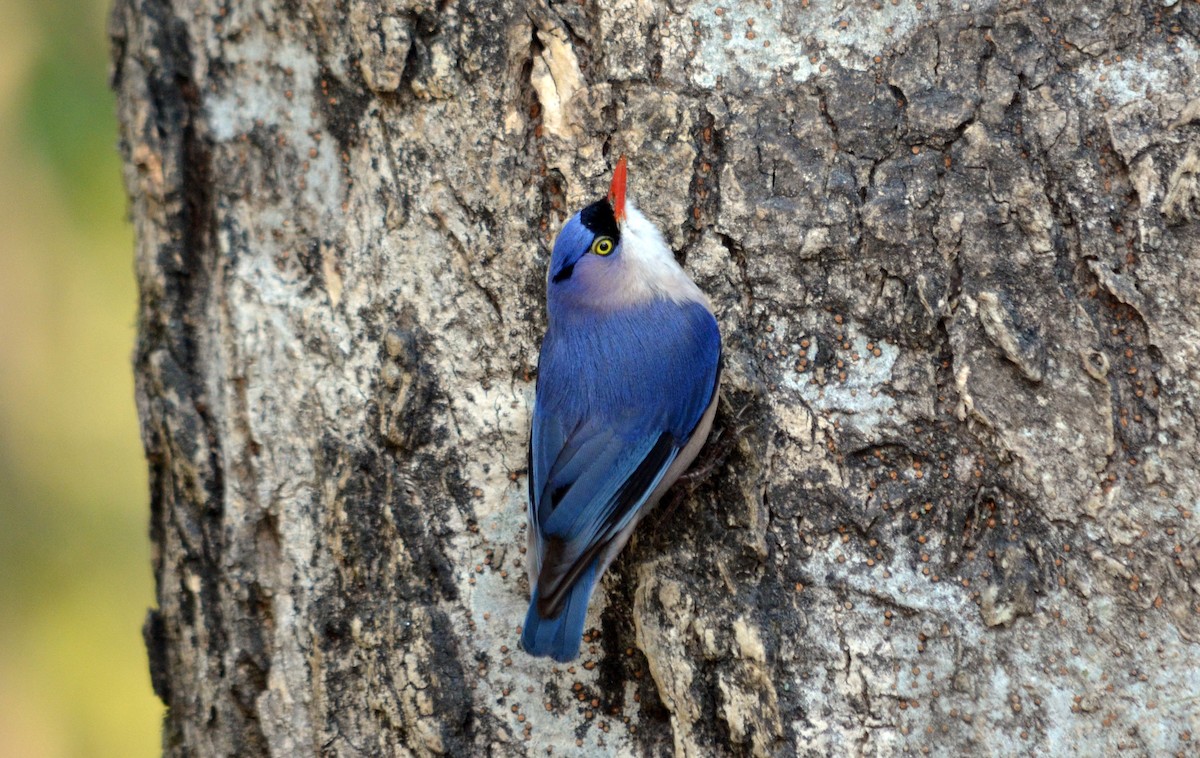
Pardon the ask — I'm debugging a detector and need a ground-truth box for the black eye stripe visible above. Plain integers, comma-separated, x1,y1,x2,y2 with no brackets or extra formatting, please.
552,263,575,282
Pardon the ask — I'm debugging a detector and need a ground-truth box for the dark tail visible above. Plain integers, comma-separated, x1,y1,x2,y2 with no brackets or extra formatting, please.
520,561,597,663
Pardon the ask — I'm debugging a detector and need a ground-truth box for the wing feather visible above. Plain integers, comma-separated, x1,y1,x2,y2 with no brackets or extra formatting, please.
527,299,720,619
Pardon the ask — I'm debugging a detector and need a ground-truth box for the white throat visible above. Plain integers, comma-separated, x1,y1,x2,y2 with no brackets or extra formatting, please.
610,202,709,309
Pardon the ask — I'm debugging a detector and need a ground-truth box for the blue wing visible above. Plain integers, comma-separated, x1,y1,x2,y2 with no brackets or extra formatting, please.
525,299,720,628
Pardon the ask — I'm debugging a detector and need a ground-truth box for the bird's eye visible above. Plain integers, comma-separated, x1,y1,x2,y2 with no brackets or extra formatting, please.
592,237,615,256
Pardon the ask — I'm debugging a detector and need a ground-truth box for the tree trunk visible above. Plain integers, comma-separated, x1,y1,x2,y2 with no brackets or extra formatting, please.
112,0,1200,754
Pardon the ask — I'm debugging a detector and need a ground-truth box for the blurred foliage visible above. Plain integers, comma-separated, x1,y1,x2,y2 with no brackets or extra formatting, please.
0,0,160,755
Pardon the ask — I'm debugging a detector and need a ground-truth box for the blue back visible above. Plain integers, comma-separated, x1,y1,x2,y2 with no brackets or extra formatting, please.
538,299,719,440
522,295,720,660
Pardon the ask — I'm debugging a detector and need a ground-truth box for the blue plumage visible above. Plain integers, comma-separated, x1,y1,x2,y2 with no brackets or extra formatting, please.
522,561,596,662
521,158,721,662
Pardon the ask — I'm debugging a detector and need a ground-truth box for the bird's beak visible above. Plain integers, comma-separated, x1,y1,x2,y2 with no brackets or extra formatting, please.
608,155,628,224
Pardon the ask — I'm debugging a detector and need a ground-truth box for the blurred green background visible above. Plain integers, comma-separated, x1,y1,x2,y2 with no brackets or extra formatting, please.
0,0,160,755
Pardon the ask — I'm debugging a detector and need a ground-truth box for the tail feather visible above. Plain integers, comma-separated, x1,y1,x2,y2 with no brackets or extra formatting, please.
520,561,598,662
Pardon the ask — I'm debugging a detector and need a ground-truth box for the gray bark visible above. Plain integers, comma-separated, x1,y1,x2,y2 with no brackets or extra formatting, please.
112,0,1200,755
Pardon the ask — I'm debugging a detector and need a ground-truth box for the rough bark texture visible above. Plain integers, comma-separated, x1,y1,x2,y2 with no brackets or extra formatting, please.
113,0,1200,755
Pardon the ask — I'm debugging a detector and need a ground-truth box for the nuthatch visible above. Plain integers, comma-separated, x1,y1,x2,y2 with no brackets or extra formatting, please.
521,157,722,662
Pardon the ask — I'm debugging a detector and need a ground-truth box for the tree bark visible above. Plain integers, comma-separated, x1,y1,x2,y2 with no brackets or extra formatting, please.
112,0,1200,755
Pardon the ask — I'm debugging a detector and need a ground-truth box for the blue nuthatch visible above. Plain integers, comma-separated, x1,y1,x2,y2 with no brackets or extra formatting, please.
521,157,722,662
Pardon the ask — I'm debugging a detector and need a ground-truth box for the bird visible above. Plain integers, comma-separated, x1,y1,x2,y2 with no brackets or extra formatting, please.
520,156,722,662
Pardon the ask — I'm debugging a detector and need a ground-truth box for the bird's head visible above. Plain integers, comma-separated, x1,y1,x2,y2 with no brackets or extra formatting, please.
545,156,702,316
546,156,630,296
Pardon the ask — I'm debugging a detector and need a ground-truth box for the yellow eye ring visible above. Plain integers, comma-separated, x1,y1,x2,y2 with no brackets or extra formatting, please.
592,237,615,256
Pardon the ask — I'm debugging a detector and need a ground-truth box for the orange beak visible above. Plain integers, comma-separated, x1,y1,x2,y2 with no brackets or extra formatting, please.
608,155,628,224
